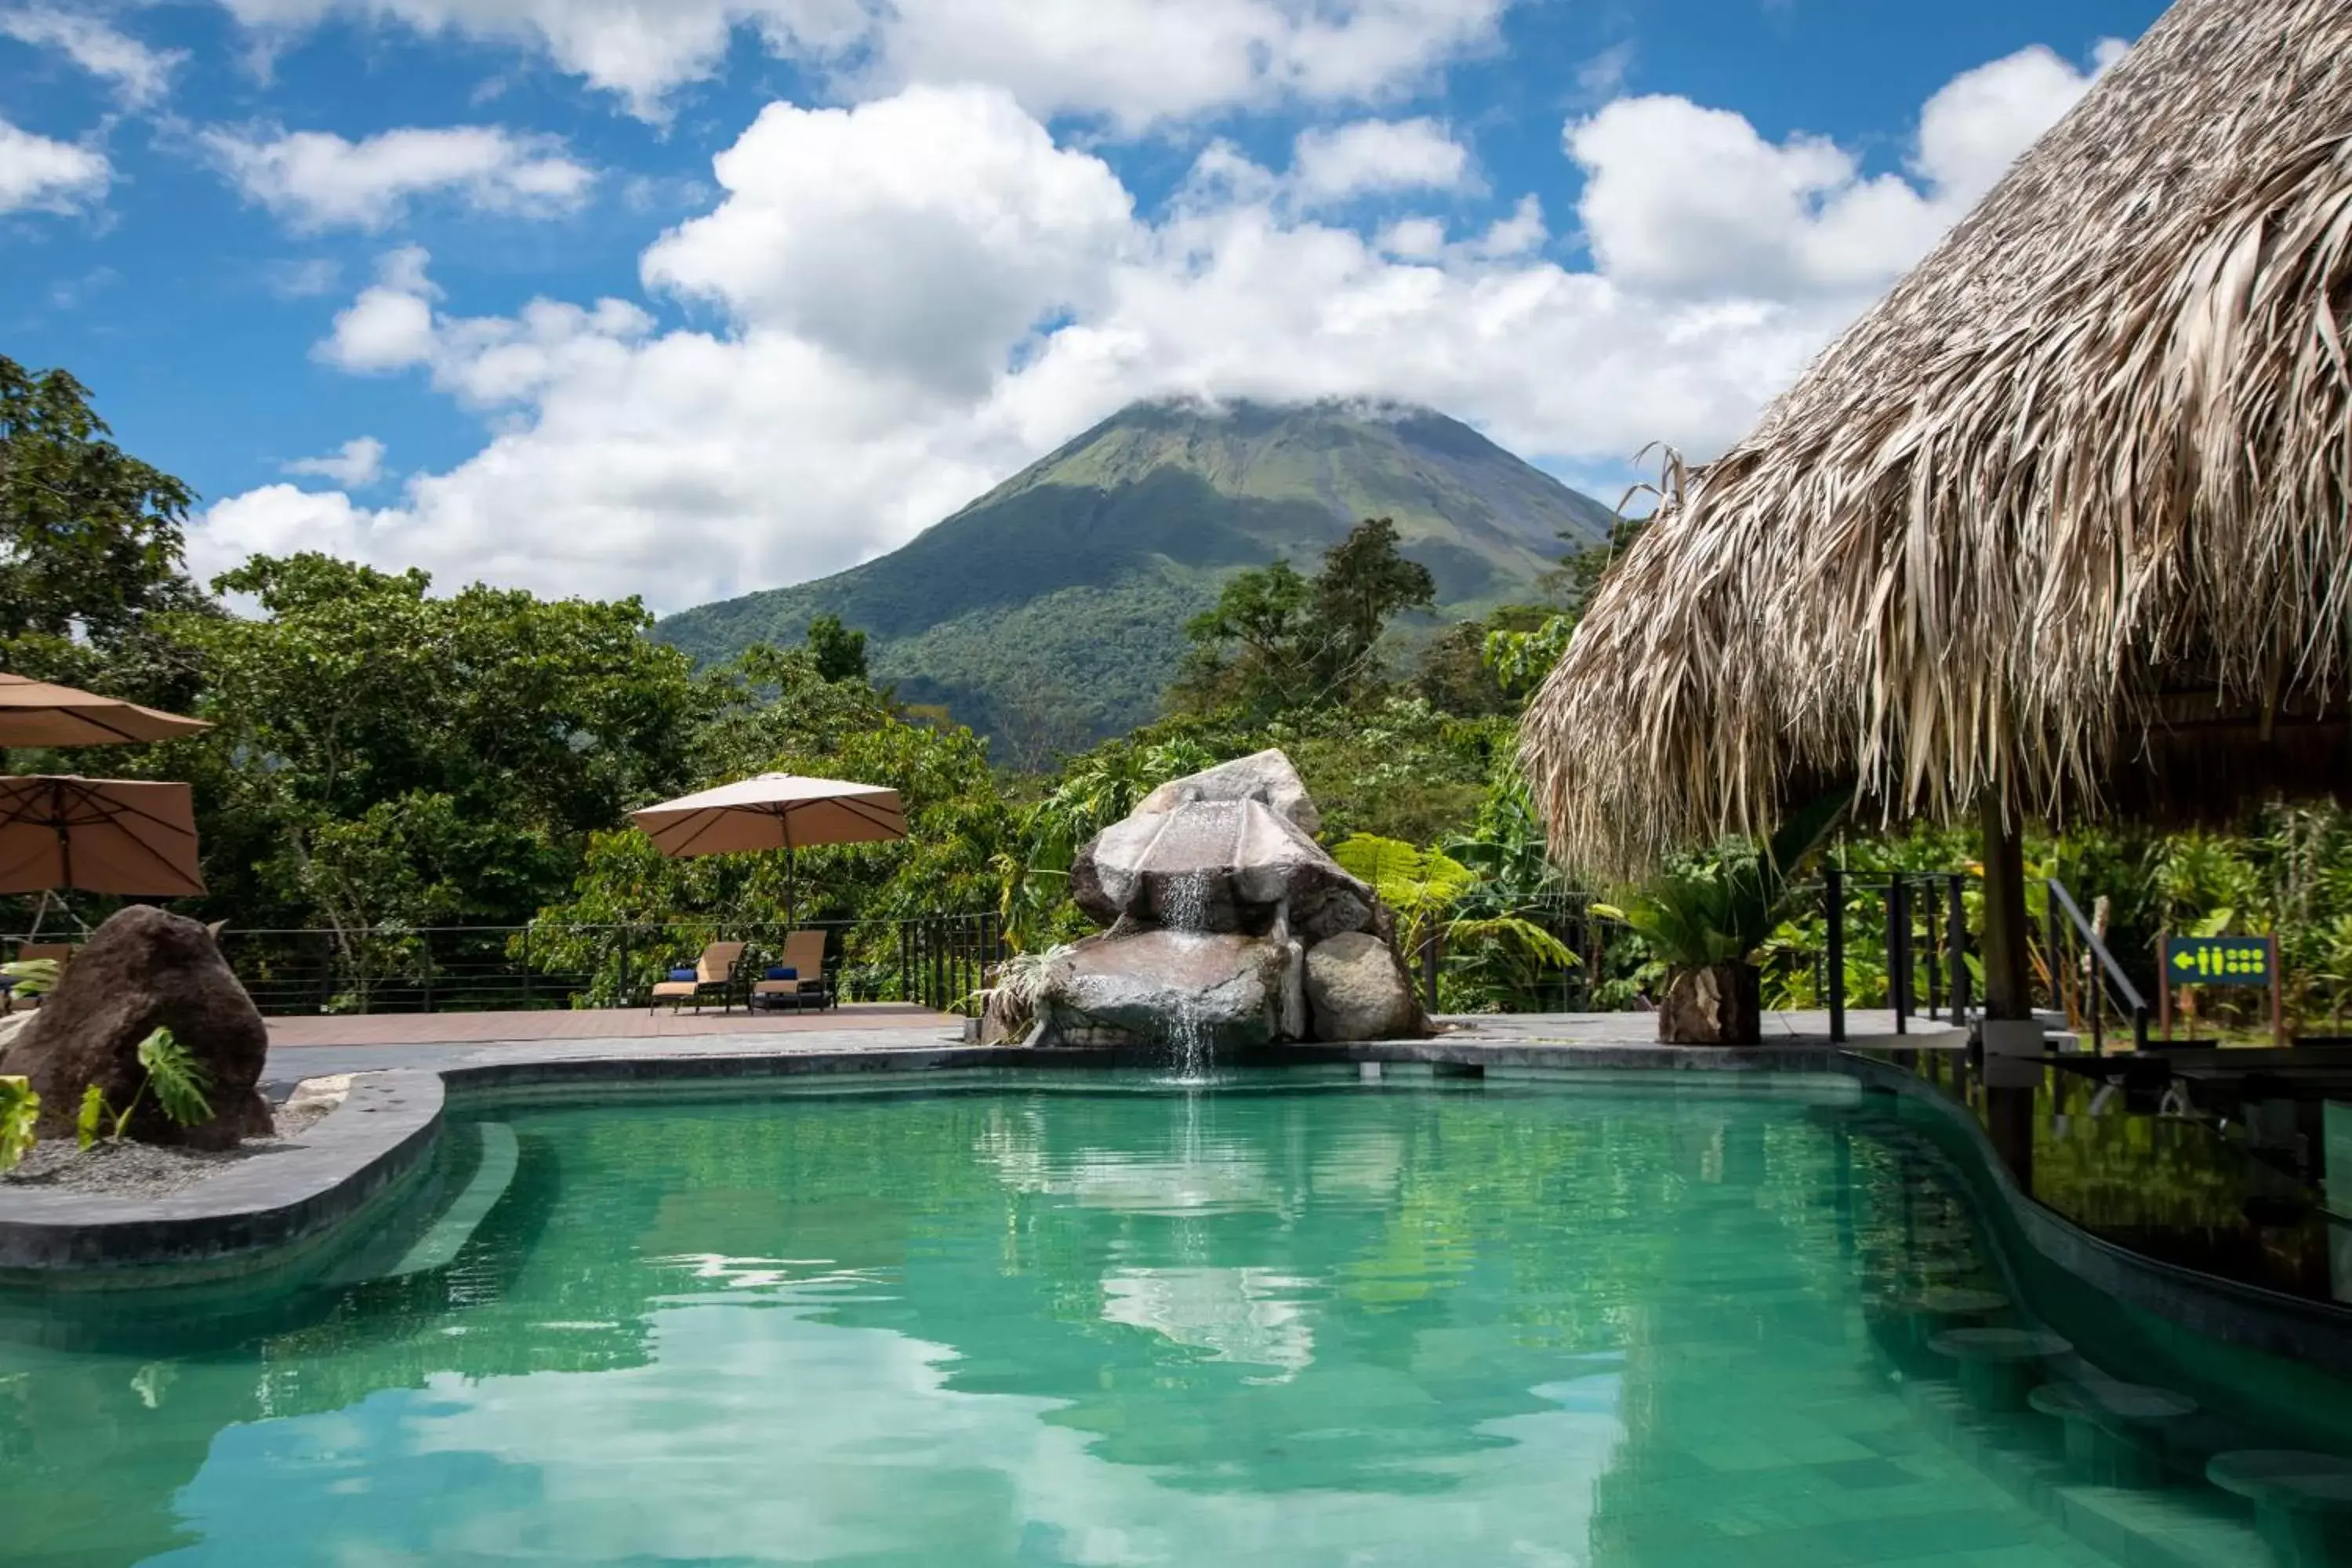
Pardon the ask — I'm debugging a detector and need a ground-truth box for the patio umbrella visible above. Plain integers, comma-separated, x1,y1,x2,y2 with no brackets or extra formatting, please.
1520,0,2352,1020
0,776,206,900
630,773,906,925
0,673,210,750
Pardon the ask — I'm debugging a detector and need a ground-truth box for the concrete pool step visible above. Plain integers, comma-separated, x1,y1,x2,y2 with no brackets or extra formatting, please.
325,1122,520,1287
1896,1370,2264,1568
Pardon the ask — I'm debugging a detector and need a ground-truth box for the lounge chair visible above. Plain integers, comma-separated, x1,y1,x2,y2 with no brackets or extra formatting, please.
648,941,747,1014
750,931,833,1012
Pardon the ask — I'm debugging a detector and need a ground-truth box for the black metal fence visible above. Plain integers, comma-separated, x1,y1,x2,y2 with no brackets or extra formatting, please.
179,915,1007,1017
1817,869,2152,1049
1817,867,1980,1042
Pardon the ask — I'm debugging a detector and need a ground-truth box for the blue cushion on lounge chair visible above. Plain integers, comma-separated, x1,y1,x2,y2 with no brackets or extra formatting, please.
765,966,797,980
667,967,697,982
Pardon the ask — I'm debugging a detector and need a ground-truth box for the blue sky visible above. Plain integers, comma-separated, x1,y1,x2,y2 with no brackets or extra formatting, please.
1,0,2165,612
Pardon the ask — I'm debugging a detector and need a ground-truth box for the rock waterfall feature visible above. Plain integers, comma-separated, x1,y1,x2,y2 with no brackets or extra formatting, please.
1029,751,1428,1053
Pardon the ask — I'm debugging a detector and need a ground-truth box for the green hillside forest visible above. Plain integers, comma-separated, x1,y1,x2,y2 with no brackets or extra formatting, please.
655,398,1618,743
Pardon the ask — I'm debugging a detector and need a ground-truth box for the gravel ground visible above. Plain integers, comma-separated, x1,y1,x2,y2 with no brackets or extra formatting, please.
2,1080,350,1199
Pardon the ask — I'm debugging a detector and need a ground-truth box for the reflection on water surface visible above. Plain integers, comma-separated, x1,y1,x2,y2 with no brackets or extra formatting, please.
0,1074,2344,1566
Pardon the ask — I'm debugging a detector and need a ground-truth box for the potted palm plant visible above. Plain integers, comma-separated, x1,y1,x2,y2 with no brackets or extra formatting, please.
1593,788,1852,1045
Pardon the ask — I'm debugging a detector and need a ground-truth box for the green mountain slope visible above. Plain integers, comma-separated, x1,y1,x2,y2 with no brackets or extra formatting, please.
657,398,1616,744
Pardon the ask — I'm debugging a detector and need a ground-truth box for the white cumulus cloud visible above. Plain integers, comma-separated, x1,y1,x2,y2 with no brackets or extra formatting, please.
0,116,108,214
1567,42,2118,298
0,6,185,106
1290,118,1473,205
284,436,388,488
205,123,596,230
641,85,1134,396
318,246,441,372
208,0,1511,125
193,39,2123,612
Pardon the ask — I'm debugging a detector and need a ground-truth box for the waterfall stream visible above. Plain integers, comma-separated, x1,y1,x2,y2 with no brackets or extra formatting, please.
1161,869,1215,1085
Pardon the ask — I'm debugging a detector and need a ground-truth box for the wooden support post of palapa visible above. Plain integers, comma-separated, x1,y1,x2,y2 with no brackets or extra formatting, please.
2158,929,2171,1042
2271,933,2284,1051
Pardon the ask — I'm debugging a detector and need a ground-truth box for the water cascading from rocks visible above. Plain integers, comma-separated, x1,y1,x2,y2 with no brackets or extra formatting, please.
1160,869,1215,1083
1026,750,1429,1056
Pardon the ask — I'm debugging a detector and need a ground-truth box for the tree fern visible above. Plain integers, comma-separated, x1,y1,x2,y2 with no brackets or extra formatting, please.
1332,834,1476,951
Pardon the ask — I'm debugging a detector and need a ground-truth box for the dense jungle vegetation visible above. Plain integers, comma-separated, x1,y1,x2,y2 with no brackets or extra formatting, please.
6,354,2350,1031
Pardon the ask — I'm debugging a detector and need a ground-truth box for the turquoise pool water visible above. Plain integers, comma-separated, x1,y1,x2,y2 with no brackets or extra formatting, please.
2,1073,2343,1566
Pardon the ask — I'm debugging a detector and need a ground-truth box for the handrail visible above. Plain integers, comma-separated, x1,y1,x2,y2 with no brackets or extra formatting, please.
2044,877,2151,1054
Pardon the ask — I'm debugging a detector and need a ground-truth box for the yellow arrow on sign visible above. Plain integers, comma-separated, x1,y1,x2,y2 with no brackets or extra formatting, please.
2173,950,2198,971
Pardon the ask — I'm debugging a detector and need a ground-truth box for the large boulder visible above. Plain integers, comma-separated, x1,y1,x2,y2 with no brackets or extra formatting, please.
1039,930,1296,1051
1304,932,1421,1042
1071,797,1373,942
1134,749,1323,835
0,906,274,1149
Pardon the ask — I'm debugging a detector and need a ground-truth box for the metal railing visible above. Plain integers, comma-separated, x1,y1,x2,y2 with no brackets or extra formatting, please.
1823,867,1978,1043
1409,889,1614,1016
138,915,1011,1018
2043,877,2152,1054
902,914,1011,1014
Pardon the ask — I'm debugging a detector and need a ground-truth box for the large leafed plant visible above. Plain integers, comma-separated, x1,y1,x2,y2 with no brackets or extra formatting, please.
1592,786,1854,970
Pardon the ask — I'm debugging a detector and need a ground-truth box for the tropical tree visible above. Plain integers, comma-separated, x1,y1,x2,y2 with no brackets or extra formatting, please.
0,357,204,664
160,554,704,935
1172,517,1436,720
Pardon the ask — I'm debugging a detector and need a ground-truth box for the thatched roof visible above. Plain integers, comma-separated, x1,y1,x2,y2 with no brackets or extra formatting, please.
1522,0,2352,877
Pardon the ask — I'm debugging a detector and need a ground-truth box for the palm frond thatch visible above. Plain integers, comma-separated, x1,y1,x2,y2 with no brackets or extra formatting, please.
1523,0,2352,877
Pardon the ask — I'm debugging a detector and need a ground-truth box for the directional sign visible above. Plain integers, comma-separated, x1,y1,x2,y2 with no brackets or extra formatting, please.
2164,935,2274,988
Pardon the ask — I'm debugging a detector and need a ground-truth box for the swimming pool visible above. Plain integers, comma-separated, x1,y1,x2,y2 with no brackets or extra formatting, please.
2,1071,2343,1565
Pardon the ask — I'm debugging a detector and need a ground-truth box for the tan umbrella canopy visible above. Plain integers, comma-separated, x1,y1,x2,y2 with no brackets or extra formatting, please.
0,673,210,750
0,777,205,898
631,774,907,925
1521,0,2352,1016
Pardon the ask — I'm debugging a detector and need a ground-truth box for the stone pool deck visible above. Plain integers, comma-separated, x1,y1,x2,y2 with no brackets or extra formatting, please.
257,1007,1944,1091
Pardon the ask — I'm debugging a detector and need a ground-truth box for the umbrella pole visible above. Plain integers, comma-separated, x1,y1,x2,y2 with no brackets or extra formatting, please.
56,780,72,902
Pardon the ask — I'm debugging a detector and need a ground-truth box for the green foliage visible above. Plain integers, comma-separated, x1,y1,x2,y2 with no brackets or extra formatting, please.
1593,786,1853,970
1174,518,1437,720
1334,823,1577,1013
1333,835,1472,950
804,613,869,684
0,960,60,998
0,1076,37,1174
1539,514,1649,619
138,1028,212,1127
528,650,1018,1000
1480,614,1573,700
0,356,202,660
75,1028,213,1148
157,553,703,937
